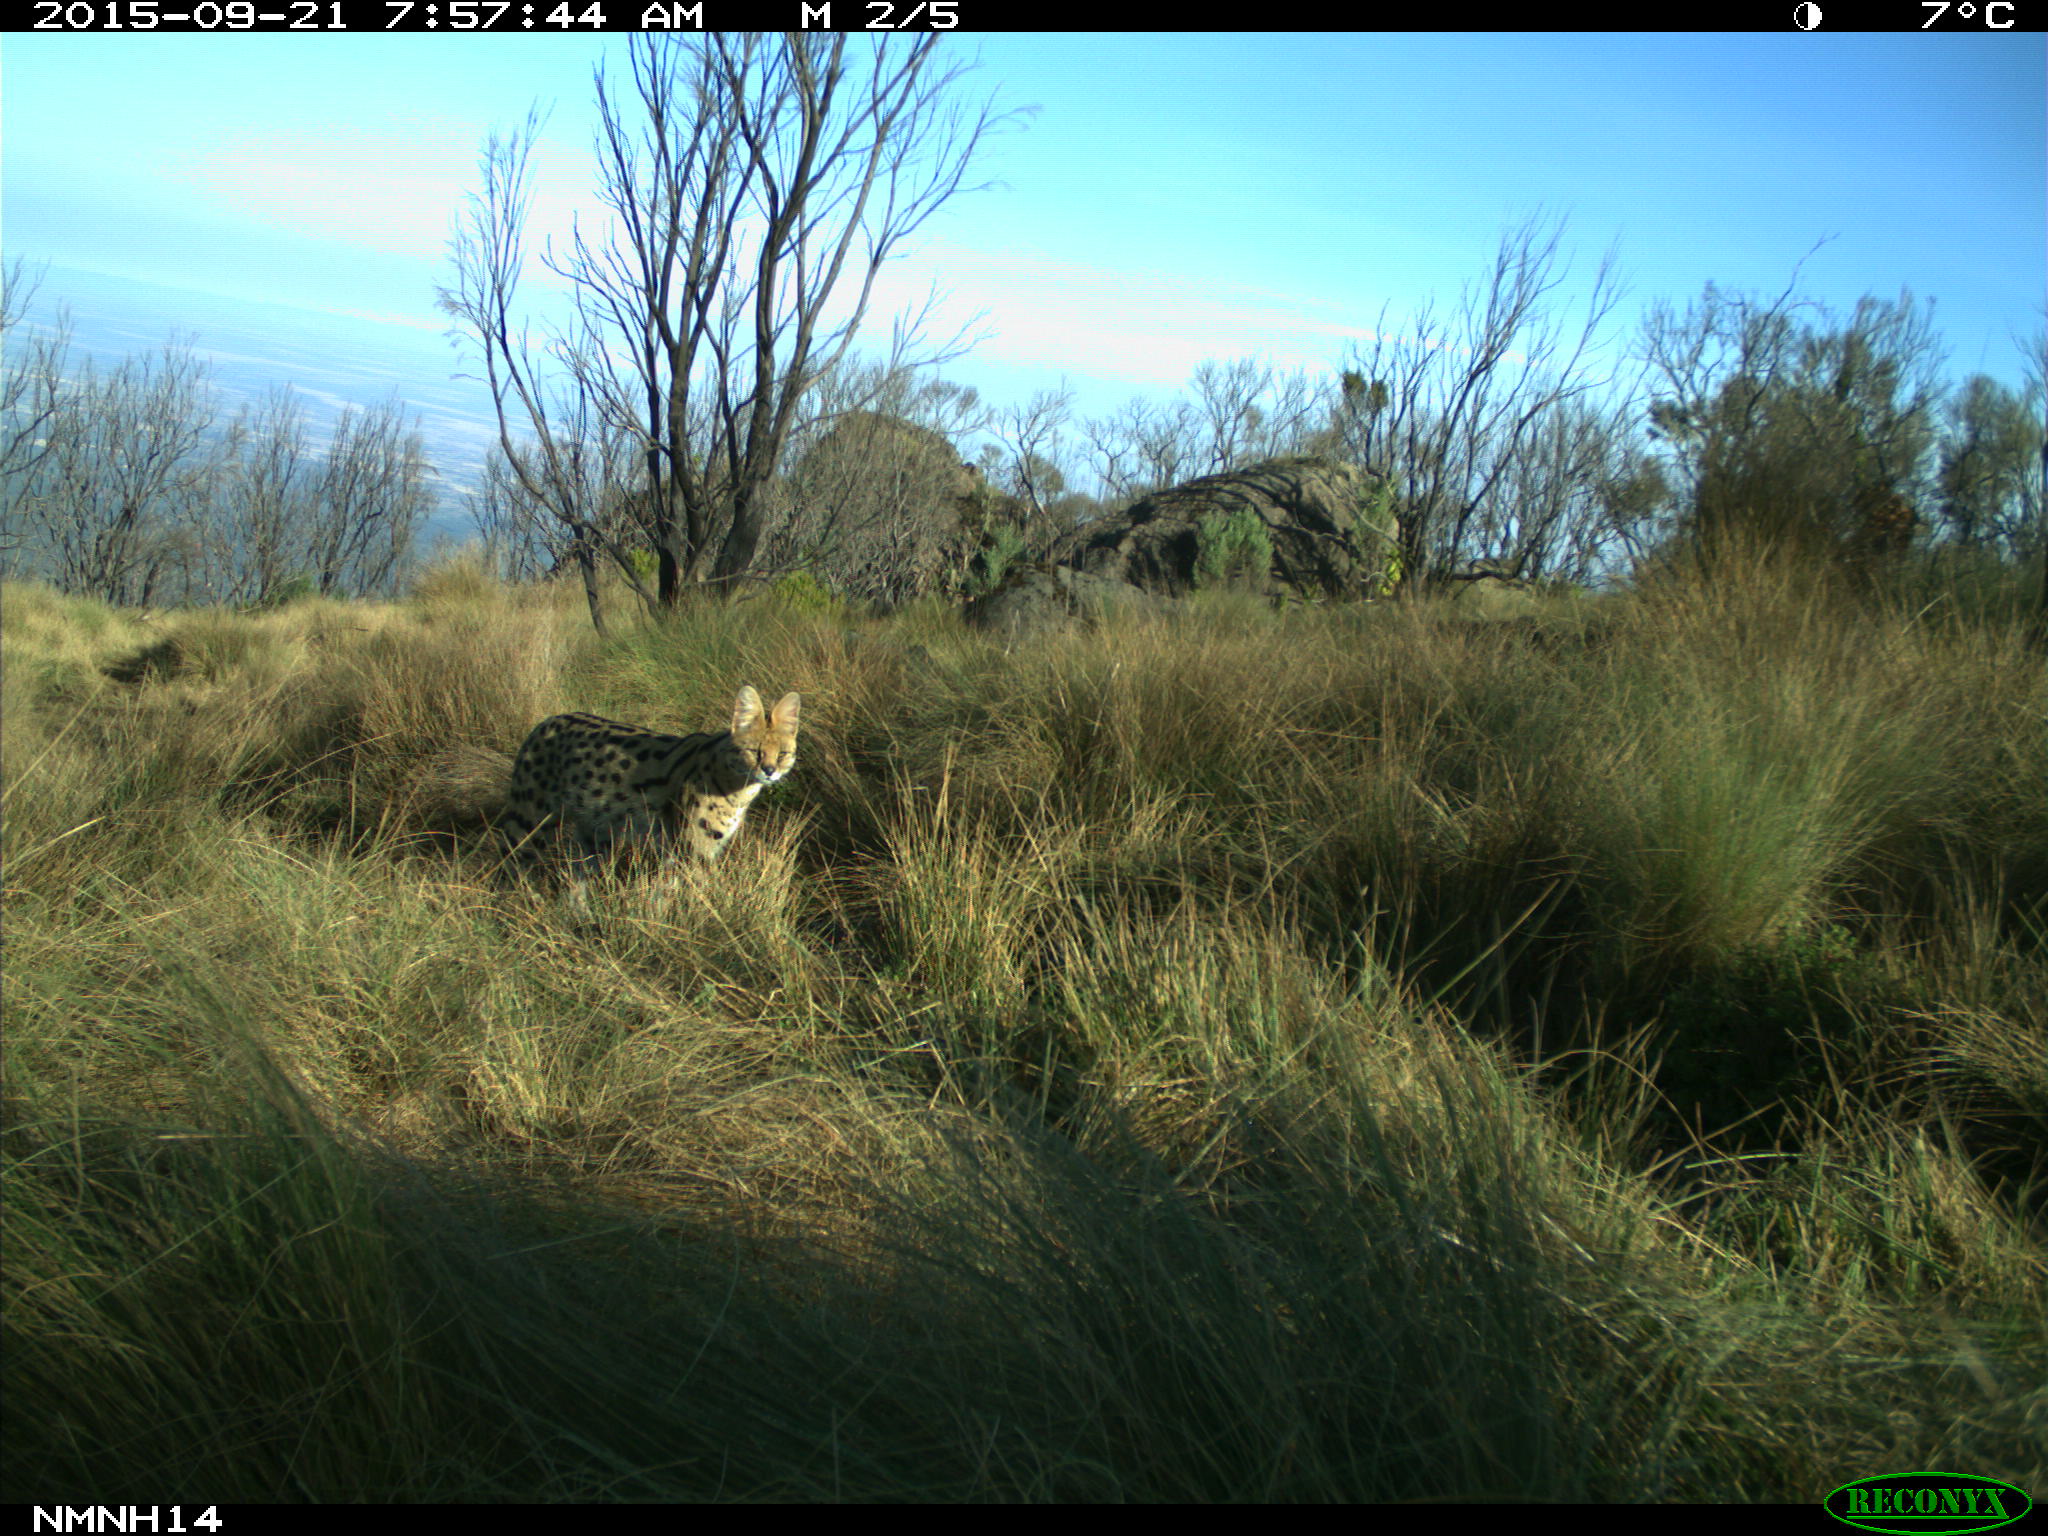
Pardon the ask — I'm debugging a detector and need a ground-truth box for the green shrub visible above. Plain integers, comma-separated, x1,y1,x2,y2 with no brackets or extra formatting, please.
968,523,1029,598
1349,480,1402,597
254,573,320,611
769,569,843,616
1194,507,1273,591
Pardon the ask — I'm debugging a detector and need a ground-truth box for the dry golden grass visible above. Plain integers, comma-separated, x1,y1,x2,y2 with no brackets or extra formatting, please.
4,549,2043,1501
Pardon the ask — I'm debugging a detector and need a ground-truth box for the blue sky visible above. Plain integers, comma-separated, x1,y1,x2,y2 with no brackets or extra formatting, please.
5,31,2042,464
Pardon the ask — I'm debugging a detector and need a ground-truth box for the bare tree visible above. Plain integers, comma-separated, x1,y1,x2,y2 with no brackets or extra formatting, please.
441,35,1013,628
441,115,623,634
1187,357,1328,470
1321,212,1633,586
1484,393,1654,582
196,388,432,604
304,397,432,597
1580,446,1674,574
210,384,314,604
3,282,434,606
1079,359,1343,512
0,263,68,529
468,442,565,583
7,336,222,606
1081,394,1202,505
989,385,1074,522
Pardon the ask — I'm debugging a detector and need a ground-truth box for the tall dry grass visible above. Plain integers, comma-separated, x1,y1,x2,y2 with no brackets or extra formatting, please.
4,545,2042,1501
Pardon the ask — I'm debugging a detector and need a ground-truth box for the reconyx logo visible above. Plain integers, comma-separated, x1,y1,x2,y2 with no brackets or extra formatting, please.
1825,1473,2032,1535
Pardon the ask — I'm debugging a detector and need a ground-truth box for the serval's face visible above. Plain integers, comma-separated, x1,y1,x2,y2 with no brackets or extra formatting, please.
730,687,800,787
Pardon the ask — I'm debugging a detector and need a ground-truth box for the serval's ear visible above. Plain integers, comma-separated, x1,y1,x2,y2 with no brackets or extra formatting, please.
771,692,800,729
731,686,764,732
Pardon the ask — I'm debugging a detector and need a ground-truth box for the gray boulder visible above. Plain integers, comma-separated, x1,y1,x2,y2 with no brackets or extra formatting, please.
962,563,1164,643
1059,454,1395,600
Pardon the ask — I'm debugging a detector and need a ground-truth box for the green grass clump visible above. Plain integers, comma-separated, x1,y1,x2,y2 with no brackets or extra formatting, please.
1194,504,1274,590
4,543,2043,1501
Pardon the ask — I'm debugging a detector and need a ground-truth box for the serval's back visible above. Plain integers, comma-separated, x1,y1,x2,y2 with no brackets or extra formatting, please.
501,685,799,871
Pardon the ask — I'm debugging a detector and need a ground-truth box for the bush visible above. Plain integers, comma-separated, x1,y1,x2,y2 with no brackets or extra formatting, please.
768,569,844,617
253,573,320,611
967,522,1028,598
1194,507,1273,591
1350,480,1403,596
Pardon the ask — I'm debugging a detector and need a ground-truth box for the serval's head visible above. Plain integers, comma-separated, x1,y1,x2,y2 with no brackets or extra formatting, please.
730,686,800,786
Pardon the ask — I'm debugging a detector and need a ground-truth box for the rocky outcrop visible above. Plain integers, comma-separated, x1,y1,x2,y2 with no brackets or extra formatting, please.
961,563,1165,643
1058,455,1395,600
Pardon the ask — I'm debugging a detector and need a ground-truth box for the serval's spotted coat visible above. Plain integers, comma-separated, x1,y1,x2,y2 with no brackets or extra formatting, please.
500,686,799,874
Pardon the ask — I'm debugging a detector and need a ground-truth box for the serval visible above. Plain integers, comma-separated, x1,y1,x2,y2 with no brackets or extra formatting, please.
500,686,800,877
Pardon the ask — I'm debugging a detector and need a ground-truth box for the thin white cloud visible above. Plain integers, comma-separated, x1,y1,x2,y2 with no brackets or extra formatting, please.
168,117,601,271
877,242,1411,393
